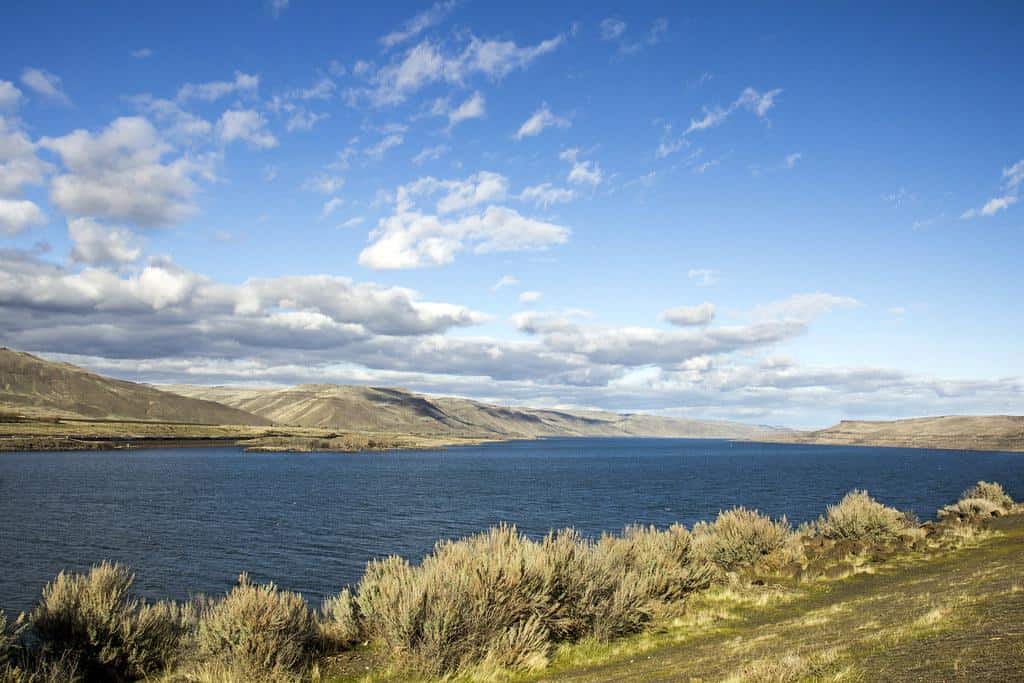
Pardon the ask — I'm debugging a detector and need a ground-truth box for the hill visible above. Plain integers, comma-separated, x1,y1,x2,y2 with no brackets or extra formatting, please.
771,415,1024,452
164,383,780,440
0,348,269,426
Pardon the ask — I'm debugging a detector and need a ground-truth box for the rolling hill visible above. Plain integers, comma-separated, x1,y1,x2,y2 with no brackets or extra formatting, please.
0,348,270,426
769,415,1024,452
163,382,782,439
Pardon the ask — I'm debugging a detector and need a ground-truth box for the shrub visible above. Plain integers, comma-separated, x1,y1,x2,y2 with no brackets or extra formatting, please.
691,508,793,571
938,497,1004,521
318,588,361,650
962,481,1013,509
196,573,317,675
28,562,191,680
816,490,910,543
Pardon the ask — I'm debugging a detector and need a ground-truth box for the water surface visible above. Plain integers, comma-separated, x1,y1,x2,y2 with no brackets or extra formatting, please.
2,438,1022,613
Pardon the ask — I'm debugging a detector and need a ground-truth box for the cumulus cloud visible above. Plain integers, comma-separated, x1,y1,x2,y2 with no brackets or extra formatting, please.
20,68,70,105
0,81,22,109
752,293,860,322
0,115,52,196
661,302,715,326
380,0,457,49
0,198,46,234
355,33,564,106
519,290,542,304
68,217,142,264
515,103,570,139
961,158,1023,219
447,91,485,128
217,109,278,148
176,72,259,102
321,197,344,218
398,171,509,214
365,133,404,159
360,205,569,269
520,183,575,208
40,116,206,227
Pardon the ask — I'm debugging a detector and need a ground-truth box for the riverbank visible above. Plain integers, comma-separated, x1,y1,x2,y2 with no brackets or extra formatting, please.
2,483,1019,682
0,415,495,452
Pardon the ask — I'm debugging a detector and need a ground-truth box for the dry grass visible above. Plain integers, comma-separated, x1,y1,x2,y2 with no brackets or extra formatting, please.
962,481,1014,509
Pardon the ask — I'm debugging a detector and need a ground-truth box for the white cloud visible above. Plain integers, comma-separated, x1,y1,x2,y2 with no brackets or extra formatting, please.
340,216,364,228
303,173,344,194
600,18,627,41
0,81,22,109
648,18,668,45
752,293,860,322
784,152,801,169
270,0,289,17
448,91,485,128
688,269,718,287
519,290,542,304
962,159,1023,219
0,198,46,234
129,95,213,143
131,48,154,59
321,197,344,218
20,68,70,105
40,116,206,227
380,0,457,49
0,115,51,195
661,302,715,327
520,183,575,207
397,171,509,214
567,158,602,186
412,144,449,165
177,72,259,102
684,86,782,135
285,110,328,132
217,109,278,148
357,33,564,106
359,205,569,269
515,104,570,139
68,217,142,264
365,133,404,159
491,275,518,291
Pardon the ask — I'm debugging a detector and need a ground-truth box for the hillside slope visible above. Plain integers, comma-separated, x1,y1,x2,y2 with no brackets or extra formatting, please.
0,348,270,426
773,415,1024,452
165,383,780,439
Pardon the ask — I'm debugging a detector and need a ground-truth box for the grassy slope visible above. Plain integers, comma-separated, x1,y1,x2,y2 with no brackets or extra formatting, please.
767,415,1024,453
324,515,1024,682
525,515,1024,682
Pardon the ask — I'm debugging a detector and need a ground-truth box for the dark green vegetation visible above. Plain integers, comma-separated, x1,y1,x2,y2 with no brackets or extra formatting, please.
2,483,1018,682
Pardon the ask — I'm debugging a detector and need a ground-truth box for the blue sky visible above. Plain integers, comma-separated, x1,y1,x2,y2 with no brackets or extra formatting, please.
1,1,1021,427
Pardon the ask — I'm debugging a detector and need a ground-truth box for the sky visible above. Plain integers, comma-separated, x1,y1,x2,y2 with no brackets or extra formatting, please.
0,1,1022,428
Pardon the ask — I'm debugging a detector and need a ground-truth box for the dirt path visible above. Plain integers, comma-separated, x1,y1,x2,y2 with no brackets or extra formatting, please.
534,516,1024,682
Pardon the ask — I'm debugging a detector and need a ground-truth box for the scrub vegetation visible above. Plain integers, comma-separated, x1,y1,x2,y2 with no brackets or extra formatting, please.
0,484,1017,682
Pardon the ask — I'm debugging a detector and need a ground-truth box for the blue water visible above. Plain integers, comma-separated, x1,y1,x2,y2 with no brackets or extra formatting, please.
1,438,1022,614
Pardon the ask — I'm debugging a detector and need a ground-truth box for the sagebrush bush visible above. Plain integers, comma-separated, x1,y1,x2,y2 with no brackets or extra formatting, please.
691,508,793,571
28,562,190,680
196,573,317,675
318,588,361,650
938,497,1004,521
816,490,911,543
962,481,1013,509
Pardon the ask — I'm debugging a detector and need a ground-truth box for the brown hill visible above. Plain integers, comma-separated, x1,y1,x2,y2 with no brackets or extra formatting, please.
165,383,781,440
0,348,269,426
772,415,1024,452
